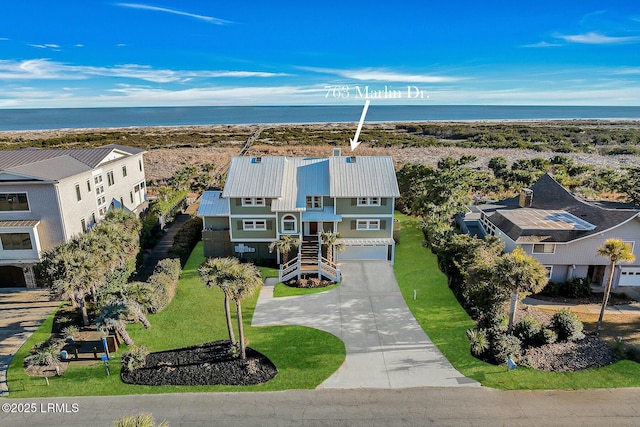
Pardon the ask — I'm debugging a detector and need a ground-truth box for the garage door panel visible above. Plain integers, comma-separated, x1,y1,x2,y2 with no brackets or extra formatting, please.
339,246,388,261
619,267,640,286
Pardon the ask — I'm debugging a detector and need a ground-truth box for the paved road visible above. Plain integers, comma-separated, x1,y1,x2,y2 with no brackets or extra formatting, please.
0,289,60,397
1,387,639,426
252,261,478,388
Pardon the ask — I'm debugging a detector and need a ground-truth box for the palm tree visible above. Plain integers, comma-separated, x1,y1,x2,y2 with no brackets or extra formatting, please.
229,263,263,360
199,257,241,345
494,247,549,335
320,231,345,263
95,302,134,345
268,235,300,264
596,239,636,336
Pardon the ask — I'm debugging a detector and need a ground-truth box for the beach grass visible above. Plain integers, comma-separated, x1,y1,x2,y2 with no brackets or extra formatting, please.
393,212,640,390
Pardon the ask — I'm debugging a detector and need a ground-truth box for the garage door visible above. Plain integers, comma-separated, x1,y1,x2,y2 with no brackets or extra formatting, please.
338,245,388,261
619,267,640,286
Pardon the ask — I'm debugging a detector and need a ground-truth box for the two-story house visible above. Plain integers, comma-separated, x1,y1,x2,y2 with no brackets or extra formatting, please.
460,173,640,288
198,151,400,281
0,144,148,287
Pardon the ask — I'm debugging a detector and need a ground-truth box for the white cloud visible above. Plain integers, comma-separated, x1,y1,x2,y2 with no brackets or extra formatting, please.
75,44,84,48
116,3,231,25
0,59,288,82
0,38,9,41
554,32,640,44
26,43,61,51
521,41,563,48
300,67,462,83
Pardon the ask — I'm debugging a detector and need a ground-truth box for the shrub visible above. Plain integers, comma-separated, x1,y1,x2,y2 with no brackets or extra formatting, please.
490,333,521,364
121,345,149,372
538,327,558,345
538,281,561,297
551,309,585,342
113,413,168,427
514,315,541,346
561,277,592,298
61,325,79,339
24,338,63,368
626,344,640,363
167,216,202,266
466,328,489,356
307,278,322,288
146,258,181,313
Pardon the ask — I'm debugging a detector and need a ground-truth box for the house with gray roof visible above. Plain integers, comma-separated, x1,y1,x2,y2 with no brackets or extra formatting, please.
198,150,400,282
0,144,148,287
461,173,640,287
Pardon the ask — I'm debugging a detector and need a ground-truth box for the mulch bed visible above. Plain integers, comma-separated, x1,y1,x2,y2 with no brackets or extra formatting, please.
121,341,277,386
531,293,635,306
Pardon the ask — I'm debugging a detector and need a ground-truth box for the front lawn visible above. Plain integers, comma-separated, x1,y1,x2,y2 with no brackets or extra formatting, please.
393,212,640,389
7,243,345,397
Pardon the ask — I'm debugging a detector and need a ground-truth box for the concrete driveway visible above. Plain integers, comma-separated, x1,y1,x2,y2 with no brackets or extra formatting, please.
252,261,479,389
0,289,60,396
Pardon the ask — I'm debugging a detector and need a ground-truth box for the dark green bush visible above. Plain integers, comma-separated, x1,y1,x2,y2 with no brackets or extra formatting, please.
466,328,489,356
551,309,585,342
562,277,592,298
514,315,541,346
539,327,558,345
146,258,181,313
490,333,522,364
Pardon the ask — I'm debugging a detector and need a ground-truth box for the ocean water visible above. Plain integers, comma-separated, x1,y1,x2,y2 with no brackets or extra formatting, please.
0,105,639,131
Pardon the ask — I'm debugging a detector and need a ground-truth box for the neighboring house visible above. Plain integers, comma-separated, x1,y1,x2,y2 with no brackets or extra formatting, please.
198,150,400,281
0,144,148,287
459,173,640,287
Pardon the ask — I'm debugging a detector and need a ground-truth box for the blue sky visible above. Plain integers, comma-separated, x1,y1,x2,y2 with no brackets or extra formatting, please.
1,1,639,108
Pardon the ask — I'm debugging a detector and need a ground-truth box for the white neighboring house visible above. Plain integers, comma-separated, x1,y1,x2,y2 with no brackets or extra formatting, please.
198,150,400,282
0,144,148,287
460,173,640,287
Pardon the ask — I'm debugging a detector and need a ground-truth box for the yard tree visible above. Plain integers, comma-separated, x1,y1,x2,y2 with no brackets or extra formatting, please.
95,302,135,345
268,235,300,264
494,247,549,335
320,231,344,263
199,257,242,346
596,239,636,336
229,262,263,360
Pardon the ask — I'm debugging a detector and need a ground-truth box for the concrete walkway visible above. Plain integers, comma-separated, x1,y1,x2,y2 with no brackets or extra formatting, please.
252,261,479,389
0,289,60,397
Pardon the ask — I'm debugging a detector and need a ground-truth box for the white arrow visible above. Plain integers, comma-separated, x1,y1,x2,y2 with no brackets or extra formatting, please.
350,99,370,151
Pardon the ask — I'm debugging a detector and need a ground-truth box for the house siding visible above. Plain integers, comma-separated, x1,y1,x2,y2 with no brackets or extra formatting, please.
337,217,393,238
203,217,229,231
230,218,277,240
229,198,273,215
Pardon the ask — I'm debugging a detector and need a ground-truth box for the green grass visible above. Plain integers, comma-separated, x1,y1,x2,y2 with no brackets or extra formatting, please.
273,282,340,298
7,242,345,397
393,212,640,390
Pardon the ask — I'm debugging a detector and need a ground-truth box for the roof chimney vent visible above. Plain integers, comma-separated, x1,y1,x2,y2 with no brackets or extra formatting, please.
332,147,342,157
519,188,533,207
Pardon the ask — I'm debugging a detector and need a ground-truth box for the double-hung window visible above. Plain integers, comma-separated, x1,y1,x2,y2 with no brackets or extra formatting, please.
243,220,267,231
107,171,115,186
356,219,380,230
357,197,381,206
306,196,322,210
242,197,265,207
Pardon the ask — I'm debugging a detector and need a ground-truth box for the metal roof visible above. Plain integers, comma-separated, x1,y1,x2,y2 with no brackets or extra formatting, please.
222,156,286,198
197,191,230,216
272,157,330,211
329,156,400,197
0,144,145,181
301,206,342,222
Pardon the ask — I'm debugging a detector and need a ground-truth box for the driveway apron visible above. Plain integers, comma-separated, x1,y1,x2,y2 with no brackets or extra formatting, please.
252,261,479,389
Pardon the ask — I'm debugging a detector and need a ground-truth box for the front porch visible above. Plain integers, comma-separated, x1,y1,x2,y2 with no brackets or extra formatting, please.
278,234,341,283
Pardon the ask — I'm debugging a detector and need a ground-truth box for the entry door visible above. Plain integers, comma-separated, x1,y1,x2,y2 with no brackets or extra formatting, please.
309,222,318,235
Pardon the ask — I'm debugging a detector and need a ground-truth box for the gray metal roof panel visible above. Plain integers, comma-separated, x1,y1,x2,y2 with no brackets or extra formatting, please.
329,156,400,198
197,191,230,216
7,155,92,181
222,156,286,198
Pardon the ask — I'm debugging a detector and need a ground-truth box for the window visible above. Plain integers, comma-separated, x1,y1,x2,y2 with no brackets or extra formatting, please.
0,233,32,250
533,243,555,254
306,196,322,210
107,171,115,186
282,215,297,233
242,197,265,207
86,180,91,192
139,159,143,172
91,212,96,225
94,175,103,184
357,197,381,206
356,219,380,230
0,193,29,211
120,197,124,208
75,184,82,201
130,191,134,204
243,220,267,231
122,165,127,177
544,266,553,279
80,218,86,232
